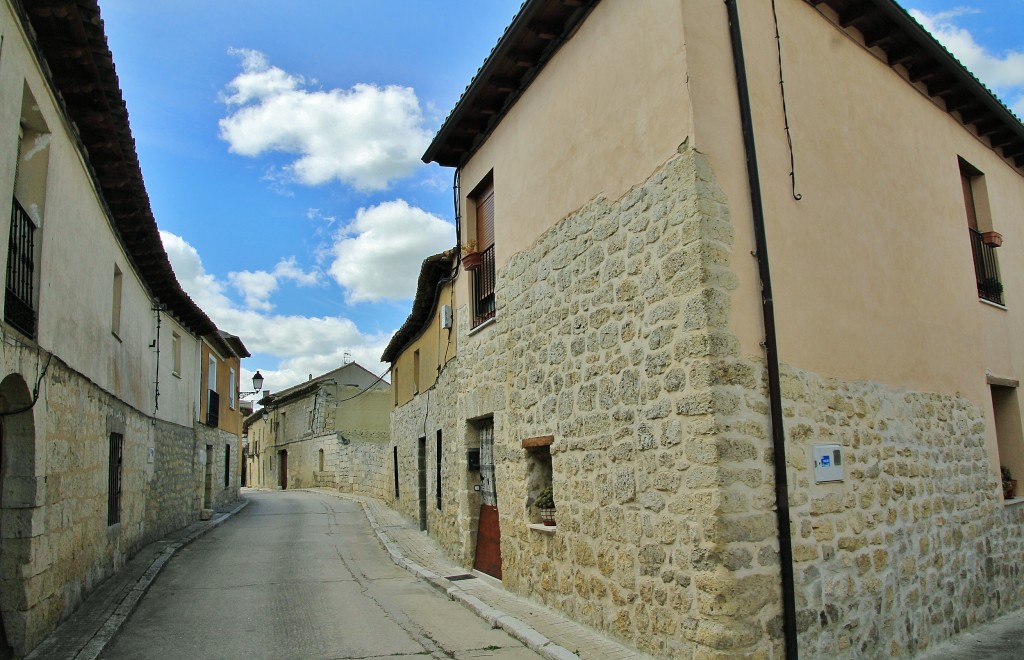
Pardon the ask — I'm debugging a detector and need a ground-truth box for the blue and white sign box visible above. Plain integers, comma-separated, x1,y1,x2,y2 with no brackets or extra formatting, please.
813,444,844,483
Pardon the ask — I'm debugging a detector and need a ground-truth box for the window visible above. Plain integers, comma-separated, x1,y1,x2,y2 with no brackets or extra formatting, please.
108,432,123,525
393,368,399,406
171,332,181,375
961,158,1003,305
990,379,1023,501
319,448,325,472
436,430,442,511
413,349,420,394
393,446,400,499
111,265,123,337
229,367,236,409
207,355,219,426
6,88,50,339
523,436,554,525
470,178,496,327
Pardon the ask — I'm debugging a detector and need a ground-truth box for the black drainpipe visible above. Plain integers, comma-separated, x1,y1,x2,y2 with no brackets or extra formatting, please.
723,1,798,657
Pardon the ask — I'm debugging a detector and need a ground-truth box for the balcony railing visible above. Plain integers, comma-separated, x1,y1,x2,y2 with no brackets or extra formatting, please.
970,228,1003,305
472,244,496,328
6,198,36,337
207,389,220,427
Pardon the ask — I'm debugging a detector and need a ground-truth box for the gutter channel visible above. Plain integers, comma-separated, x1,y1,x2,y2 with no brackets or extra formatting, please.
723,1,799,657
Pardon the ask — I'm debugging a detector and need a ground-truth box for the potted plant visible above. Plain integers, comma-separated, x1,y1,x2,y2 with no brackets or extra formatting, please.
1002,465,1017,499
982,231,1003,248
534,485,556,526
461,239,483,271
980,277,1004,298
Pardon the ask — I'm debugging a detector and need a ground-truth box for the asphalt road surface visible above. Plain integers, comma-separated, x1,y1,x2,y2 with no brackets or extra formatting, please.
102,490,539,659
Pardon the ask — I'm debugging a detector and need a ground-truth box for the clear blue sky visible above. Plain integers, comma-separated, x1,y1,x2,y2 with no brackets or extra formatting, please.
96,0,1024,395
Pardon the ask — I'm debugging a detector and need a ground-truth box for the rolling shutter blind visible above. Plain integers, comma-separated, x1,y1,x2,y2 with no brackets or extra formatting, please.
476,184,495,249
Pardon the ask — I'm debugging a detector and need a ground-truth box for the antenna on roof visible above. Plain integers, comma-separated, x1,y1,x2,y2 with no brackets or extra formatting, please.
343,350,352,365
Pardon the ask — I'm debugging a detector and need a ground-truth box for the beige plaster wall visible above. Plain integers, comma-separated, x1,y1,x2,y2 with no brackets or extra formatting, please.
391,281,455,407
453,0,693,309
684,0,1024,398
0,2,198,428
677,0,1024,500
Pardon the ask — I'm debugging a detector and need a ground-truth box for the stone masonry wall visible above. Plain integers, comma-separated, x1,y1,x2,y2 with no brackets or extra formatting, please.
775,367,1024,657
0,353,207,654
390,146,1024,657
335,441,390,500
194,425,239,509
144,418,201,541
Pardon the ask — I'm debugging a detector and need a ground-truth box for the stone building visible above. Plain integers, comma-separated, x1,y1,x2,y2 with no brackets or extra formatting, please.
386,0,1024,657
0,1,247,654
197,332,249,511
246,362,391,496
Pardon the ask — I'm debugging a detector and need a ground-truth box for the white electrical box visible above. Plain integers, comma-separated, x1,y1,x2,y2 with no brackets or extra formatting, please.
813,444,844,483
440,304,453,329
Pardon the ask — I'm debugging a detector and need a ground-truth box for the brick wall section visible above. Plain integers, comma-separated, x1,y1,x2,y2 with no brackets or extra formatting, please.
390,147,1024,657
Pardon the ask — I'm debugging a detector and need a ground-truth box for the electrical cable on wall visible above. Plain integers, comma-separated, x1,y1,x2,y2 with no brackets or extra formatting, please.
772,0,802,201
336,366,392,403
0,350,53,417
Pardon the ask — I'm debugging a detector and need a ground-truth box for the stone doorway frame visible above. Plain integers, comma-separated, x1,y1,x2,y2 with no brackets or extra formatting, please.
0,373,40,656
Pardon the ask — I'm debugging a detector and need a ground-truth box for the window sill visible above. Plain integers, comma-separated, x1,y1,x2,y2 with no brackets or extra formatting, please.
979,298,1007,311
1003,496,1024,507
527,523,556,534
468,317,496,336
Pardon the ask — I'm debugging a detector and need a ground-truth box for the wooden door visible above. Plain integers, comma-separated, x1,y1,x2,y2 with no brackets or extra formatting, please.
279,450,288,490
473,421,502,579
418,437,427,531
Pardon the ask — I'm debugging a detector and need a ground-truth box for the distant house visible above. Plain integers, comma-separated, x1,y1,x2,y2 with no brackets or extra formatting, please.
198,331,250,510
0,0,248,655
245,362,391,496
387,0,1024,657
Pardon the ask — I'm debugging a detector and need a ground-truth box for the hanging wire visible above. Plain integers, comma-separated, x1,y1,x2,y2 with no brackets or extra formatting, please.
772,0,803,201
335,366,392,402
0,350,53,417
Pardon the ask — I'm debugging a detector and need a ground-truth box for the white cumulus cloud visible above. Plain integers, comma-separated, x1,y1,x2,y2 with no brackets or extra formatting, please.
228,257,321,311
329,200,454,303
160,231,392,390
910,8,1024,116
219,48,432,191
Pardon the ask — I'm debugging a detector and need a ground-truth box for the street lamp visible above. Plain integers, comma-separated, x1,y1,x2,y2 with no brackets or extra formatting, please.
240,371,265,399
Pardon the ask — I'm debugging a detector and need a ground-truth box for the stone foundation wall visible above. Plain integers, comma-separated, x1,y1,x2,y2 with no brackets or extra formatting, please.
389,147,1024,657
194,425,240,509
774,367,1024,657
0,353,207,654
145,418,201,541
335,442,390,500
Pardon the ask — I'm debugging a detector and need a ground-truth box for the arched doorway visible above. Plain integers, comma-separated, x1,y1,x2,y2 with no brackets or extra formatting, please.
0,373,37,658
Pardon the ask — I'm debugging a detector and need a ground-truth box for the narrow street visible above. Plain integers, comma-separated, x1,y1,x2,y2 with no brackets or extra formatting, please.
101,490,538,659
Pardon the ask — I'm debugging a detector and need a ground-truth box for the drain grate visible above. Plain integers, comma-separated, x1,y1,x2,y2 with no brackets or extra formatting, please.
446,574,477,581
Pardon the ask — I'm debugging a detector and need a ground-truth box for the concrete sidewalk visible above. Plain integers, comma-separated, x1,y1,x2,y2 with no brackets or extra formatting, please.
25,499,248,660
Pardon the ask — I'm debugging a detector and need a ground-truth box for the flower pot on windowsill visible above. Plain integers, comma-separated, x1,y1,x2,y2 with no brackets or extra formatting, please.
462,251,483,271
982,231,1003,248
539,507,556,526
1005,479,1017,500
